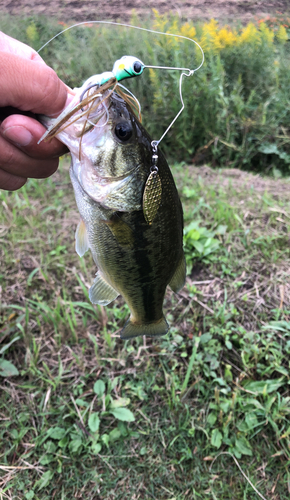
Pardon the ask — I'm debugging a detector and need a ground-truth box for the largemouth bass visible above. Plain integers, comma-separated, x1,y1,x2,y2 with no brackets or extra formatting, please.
41,82,185,339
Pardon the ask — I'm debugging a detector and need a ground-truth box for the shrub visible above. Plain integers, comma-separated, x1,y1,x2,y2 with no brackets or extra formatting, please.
1,12,290,172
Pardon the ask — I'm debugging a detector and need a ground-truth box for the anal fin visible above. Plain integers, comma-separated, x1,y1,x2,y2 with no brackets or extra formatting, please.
89,272,119,306
75,219,89,257
121,315,169,339
169,254,186,293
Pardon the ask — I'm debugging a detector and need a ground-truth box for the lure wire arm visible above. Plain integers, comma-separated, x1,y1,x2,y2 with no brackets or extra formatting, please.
156,70,193,146
150,69,193,152
150,142,159,174
151,141,159,171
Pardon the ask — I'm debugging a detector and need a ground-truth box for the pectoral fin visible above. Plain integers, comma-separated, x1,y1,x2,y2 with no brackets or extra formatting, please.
168,255,186,293
75,219,89,257
89,272,119,305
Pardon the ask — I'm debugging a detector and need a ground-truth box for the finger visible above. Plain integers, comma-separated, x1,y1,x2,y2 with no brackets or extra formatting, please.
1,114,68,159
0,51,68,116
0,133,60,179
0,167,27,191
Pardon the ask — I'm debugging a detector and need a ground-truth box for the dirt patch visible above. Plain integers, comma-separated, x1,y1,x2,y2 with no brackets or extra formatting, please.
179,165,290,323
0,0,289,24
188,165,290,198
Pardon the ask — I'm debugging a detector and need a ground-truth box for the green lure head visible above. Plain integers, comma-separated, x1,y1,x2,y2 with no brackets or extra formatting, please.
112,55,145,81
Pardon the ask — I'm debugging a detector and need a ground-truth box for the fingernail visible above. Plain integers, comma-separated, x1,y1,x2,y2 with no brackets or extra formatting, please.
65,92,76,106
3,126,33,147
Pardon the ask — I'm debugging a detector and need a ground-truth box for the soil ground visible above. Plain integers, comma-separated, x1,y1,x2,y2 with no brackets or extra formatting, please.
0,0,289,24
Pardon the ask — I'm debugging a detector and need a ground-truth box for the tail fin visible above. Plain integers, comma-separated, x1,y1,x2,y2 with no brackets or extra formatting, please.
120,315,169,339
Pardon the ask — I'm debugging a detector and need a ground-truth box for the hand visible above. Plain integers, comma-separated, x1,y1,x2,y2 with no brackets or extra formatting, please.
0,32,74,191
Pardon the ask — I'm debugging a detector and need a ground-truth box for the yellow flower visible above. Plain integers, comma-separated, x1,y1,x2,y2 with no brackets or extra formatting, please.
200,19,220,52
26,23,38,44
166,18,179,47
149,68,156,84
276,25,288,44
200,19,237,52
152,8,167,33
149,68,163,108
238,23,260,45
259,22,274,45
180,22,196,40
216,27,237,49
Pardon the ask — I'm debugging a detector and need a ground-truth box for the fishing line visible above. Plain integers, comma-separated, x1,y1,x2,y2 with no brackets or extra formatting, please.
37,20,204,147
37,20,204,71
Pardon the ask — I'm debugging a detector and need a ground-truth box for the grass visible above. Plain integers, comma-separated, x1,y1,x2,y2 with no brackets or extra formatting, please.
1,159,290,498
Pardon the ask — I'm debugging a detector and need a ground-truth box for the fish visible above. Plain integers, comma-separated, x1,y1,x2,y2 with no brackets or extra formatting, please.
40,80,185,339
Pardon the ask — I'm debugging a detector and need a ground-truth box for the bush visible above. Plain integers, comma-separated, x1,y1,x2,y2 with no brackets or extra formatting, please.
1,12,290,172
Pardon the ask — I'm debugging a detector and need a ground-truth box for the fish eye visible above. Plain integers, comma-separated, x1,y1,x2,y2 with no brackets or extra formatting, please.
133,61,142,74
115,122,133,142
